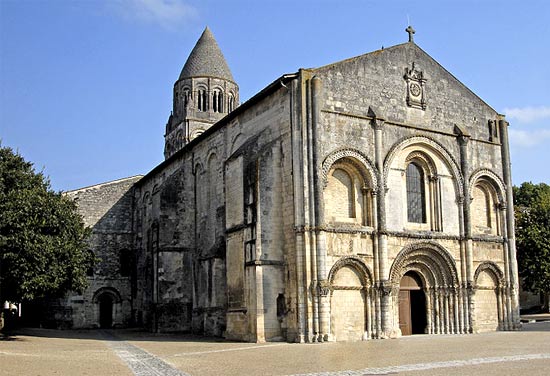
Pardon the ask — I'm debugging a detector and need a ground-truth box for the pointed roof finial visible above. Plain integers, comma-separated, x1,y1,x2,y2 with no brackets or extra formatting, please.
179,26,234,81
406,25,415,43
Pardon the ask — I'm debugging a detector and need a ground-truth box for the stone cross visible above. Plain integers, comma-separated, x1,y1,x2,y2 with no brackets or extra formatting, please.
406,25,415,43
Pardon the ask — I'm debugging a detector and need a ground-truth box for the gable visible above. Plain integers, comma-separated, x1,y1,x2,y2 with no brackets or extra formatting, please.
313,43,500,141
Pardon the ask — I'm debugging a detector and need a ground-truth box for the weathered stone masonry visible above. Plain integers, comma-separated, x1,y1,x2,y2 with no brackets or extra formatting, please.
55,27,520,341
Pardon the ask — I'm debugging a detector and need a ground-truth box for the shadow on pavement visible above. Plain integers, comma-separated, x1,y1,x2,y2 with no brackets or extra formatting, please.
5,326,247,344
520,321,550,332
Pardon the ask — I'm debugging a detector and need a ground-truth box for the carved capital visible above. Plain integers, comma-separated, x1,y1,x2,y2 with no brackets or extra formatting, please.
372,118,385,130
378,281,394,296
318,279,331,297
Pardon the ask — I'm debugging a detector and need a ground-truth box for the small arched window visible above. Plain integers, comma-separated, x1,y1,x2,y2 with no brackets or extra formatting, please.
183,88,190,108
331,168,355,218
197,88,207,112
228,94,235,112
406,162,426,223
472,180,500,235
324,159,374,226
86,250,95,277
212,89,223,113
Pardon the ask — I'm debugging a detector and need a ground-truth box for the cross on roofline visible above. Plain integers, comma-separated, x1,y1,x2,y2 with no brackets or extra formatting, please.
406,25,416,43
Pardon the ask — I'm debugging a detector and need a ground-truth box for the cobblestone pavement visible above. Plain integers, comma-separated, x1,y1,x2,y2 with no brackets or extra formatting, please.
1,322,549,375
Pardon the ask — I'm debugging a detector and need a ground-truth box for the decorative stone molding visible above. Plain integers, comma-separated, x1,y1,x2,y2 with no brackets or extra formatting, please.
473,261,505,289
389,241,459,288
321,148,378,190
468,168,506,204
92,287,122,304
328,255,373,287
318,279,331,296
383,135,464,197
405,151,438,176
404,62,427,110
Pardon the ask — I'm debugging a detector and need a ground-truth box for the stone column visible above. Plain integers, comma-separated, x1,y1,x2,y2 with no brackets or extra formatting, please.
310,76,331,341
457,129,474,333
499,119,520,329
372,116,391,336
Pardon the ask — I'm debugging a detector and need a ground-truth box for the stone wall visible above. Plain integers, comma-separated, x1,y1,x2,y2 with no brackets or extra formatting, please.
61,176,142,328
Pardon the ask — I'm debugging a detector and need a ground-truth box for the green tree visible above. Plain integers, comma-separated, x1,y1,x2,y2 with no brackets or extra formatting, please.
514,182,550,311
0,146,93,305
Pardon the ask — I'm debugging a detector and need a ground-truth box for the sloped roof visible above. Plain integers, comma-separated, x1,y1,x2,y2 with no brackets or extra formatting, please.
178,27,235,81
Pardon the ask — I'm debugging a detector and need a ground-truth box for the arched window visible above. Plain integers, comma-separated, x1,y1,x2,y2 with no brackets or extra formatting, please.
183,88,190,108
197,88,207,111
472,180,500,235
406,162,426,223
228,94,235,112
330,168,355,218
323,158,374,226
212,89,223,113
86,250,95,277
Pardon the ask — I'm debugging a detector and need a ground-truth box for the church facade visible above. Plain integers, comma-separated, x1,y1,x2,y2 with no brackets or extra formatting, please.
59,27,520,341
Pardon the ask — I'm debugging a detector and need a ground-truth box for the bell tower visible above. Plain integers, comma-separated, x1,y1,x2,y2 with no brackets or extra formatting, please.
164,27,239,159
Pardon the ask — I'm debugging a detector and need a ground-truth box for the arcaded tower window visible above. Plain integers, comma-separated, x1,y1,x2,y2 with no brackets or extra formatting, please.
197,88,208,112
183,88,190,107
406,162,426,223
213,89,223,113
228,93,235,112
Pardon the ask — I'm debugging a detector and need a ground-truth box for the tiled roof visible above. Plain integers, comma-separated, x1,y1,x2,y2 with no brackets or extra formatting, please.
178,27,234,81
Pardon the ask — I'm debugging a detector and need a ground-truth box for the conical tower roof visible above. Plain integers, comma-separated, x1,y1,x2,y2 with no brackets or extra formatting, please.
178,27,235,81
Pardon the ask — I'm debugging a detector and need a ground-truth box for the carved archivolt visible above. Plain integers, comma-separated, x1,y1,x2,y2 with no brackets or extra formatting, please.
328,255,373,288
405,151,438,177
474,261,505,288
389,241,459,288
469,168,506,204
322,148,378,190
383,136,463,195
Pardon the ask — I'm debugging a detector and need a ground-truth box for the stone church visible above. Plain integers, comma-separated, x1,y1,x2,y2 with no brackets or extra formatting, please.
56,26,521,341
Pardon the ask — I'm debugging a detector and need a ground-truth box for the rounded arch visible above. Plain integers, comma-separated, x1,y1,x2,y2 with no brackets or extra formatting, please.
328,256,373,288
469,169,506,204
142,191,150,204
194,159,204,175
205,147,219,166
383,136,463,195
474,261,505,288
230,133,243,155
389,241,459,288
190,128,205,141
322,148,378,191
405,150,438,176
92,287,122,304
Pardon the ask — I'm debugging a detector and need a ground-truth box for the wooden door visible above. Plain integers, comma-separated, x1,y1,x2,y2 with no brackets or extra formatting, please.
399,290,412,336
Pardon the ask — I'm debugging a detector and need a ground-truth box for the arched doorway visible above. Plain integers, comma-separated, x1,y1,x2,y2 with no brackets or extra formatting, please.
99,294,113,329
398,271,427,335
92,287,122,329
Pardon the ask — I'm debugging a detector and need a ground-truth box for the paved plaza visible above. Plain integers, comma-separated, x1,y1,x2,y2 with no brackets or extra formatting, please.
1,321,550,375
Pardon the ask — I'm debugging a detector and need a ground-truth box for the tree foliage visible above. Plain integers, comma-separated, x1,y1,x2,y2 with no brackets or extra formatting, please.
514,182,550,295
0,146,93,302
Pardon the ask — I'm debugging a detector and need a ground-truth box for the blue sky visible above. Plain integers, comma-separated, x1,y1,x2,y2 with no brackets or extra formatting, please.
1,0,549,191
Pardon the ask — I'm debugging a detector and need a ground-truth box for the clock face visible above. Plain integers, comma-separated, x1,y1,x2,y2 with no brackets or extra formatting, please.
410,82,421,97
